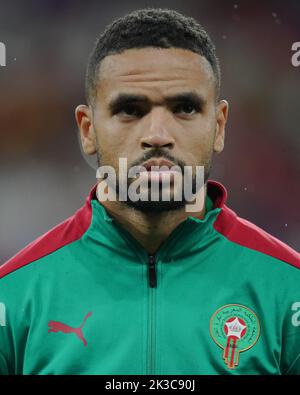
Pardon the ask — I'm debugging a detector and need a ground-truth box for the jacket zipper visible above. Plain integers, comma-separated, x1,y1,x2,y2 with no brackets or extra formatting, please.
148,254,157,288
147,254,157,374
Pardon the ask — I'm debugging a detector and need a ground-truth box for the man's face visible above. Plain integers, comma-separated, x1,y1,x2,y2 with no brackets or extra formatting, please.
76,47,228,213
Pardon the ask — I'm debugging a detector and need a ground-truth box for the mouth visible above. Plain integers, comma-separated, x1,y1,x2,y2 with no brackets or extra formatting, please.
141,158,179,172
137,158,181,184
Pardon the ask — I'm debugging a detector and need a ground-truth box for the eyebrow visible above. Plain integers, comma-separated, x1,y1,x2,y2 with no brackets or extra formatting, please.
108,92,206,113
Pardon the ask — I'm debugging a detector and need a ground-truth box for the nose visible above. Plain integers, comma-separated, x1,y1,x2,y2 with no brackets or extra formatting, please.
140,106,175,150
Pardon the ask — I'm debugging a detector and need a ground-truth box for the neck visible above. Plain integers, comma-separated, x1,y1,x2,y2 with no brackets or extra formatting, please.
97,184,208,254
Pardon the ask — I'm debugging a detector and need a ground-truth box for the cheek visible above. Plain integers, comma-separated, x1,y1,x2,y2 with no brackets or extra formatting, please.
95,121,137,167
179,118,216,158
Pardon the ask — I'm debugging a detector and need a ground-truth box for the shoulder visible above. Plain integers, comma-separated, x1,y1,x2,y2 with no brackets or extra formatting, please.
214,203,300,270
0,186,96,280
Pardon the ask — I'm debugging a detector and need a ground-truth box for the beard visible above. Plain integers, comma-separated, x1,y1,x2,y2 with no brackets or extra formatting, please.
97,147,212,214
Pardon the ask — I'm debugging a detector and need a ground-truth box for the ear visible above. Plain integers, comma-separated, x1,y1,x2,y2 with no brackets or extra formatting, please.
75,104,97,155
213,100,229,154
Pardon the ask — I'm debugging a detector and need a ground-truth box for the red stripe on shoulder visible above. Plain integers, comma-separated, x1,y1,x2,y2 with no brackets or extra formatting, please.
206,180,300,269
214,204,300,270
0,184,97,279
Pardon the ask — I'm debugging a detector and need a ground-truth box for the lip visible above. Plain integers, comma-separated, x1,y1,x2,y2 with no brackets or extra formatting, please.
136,158,182,185
140,158,179,172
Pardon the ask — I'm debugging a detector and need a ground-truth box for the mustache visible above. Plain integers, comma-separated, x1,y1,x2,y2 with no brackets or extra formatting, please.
129,149,186,173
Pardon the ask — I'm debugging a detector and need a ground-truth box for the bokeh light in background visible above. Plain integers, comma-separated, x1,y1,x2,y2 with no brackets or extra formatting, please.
0,0,299,263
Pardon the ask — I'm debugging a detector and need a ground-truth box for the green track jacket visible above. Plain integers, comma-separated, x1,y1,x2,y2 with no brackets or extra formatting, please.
0,180,300,375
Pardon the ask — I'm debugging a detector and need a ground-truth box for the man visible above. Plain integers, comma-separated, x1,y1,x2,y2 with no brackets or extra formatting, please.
0,8,299,375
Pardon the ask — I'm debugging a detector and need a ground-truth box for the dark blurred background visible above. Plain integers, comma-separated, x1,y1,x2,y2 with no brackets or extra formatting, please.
0,0,299,263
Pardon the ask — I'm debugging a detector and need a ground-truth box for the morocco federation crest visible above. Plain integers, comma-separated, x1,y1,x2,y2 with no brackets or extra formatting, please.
210,304,260,370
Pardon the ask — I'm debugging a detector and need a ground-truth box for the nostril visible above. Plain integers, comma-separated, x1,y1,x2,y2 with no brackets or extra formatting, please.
140,134,175,150
141,142,153,149
160,142,174,150
141,142,174,150
165,142,174,149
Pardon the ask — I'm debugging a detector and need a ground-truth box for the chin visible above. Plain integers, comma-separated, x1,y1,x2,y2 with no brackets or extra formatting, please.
123,199,187,214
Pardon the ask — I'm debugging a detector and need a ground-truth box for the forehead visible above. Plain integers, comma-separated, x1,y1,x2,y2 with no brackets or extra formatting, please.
97,48,216,102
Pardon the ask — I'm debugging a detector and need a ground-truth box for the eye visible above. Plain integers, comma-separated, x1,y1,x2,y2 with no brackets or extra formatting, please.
117,104,144,118
173,102,199,116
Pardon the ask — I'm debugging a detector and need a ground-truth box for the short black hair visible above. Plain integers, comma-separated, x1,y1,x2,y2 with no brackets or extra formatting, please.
86,8,221,105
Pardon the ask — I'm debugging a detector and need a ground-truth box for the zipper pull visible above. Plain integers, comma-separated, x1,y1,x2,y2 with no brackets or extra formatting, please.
148,254,157,288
